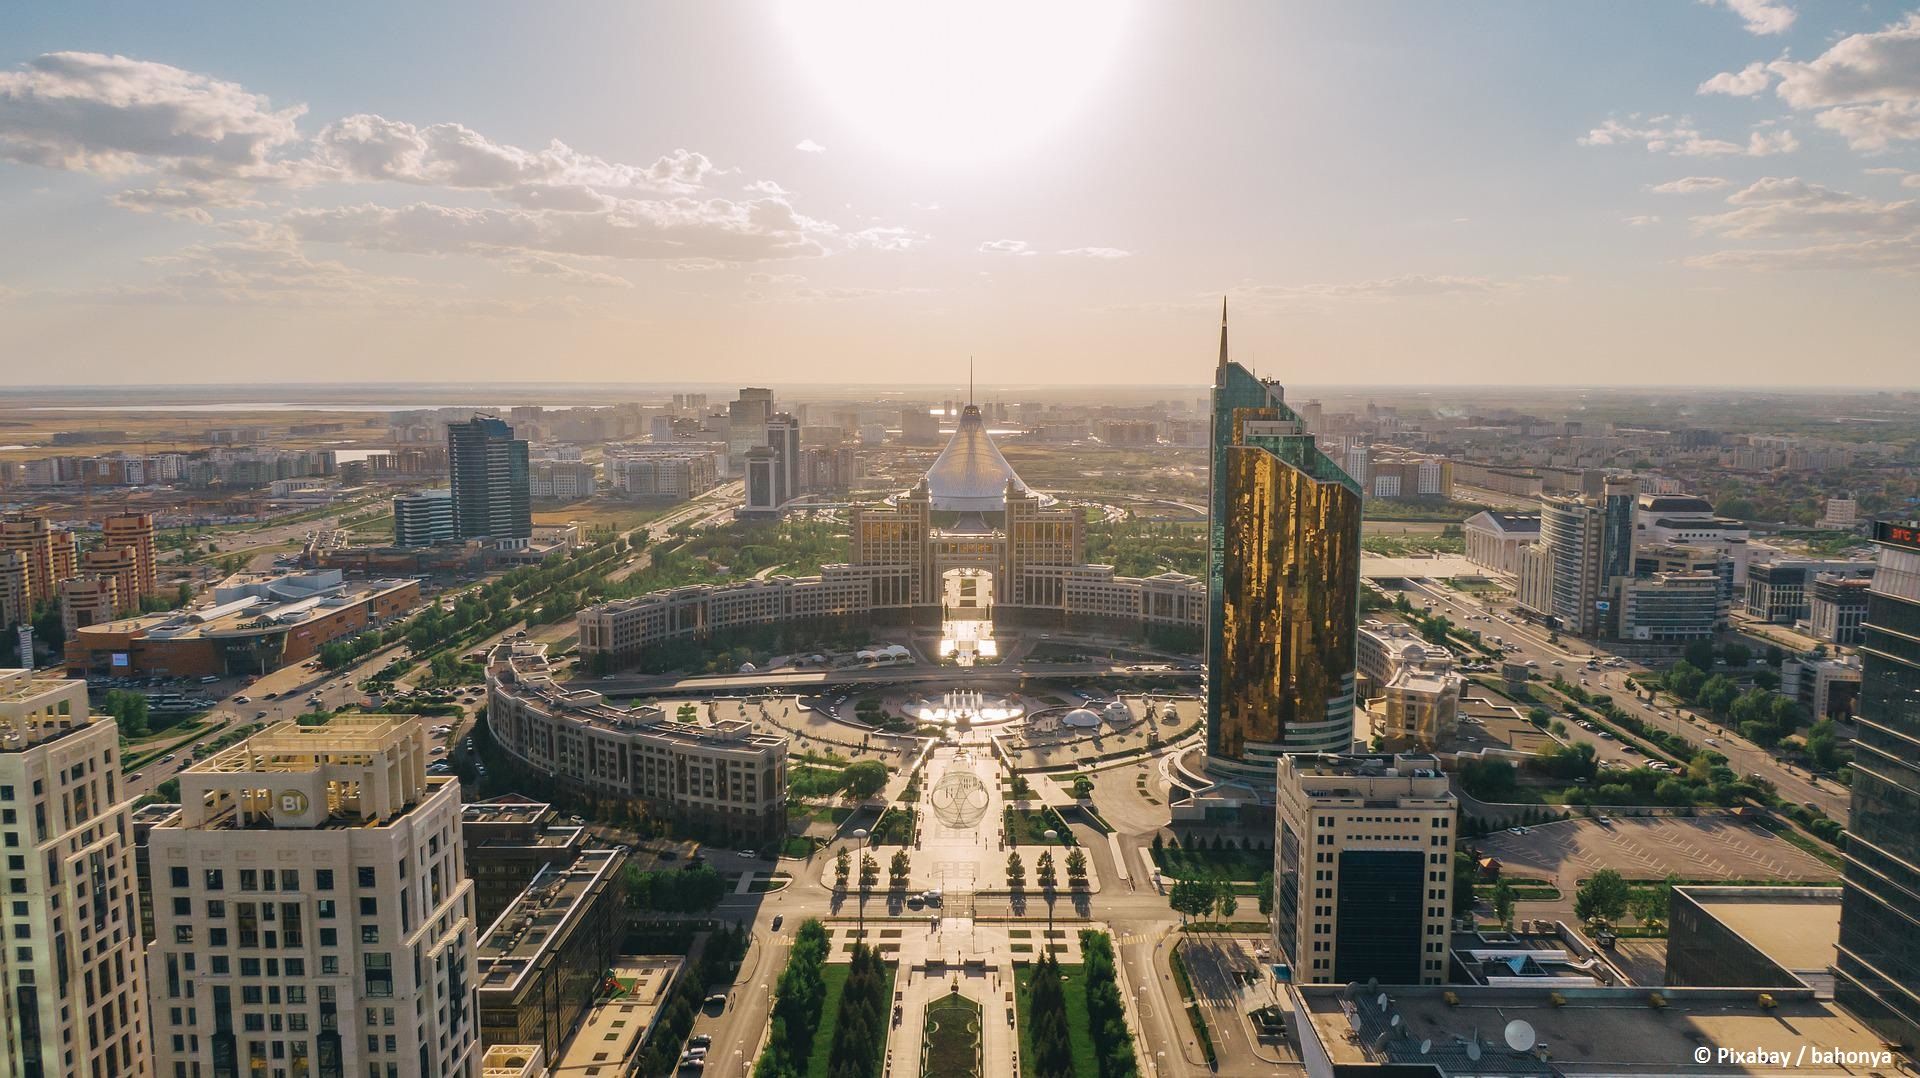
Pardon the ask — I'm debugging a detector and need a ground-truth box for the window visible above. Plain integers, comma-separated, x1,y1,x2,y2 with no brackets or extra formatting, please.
204,869,224,891
239,869,257,891
364,953,393,998
358,897,377,917
357,867,376,888
361,925,380,944
316,869,334,890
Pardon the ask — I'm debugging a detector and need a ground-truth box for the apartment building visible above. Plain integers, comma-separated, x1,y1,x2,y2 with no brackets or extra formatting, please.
486,643,788,846
147,715,479,1078
0,668,152,1078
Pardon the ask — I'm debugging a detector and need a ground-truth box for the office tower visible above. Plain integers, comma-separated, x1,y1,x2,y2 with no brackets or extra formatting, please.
0,668,153,1078
1834,520,1920,1048
458,799,587,931
1206,301,1363,776
102,512,156,601
743,446,779,515
1531,475,1636,637
1271,752,1455,986
47,531,75,587
726,388,773,468
148,715,480,1078
0,551,26,630
767,412,801,505
448,415,532,548
393,489,456,547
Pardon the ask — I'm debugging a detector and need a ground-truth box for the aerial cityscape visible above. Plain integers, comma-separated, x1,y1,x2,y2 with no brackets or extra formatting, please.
3,4,1920,1078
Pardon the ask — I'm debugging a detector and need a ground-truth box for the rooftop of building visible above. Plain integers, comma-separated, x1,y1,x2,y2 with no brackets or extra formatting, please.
1294,983,1899,1076
921,402,1046,513
167,715,447,830
1465,510,1543,532
477,848,625,994
72,568,415,642
1678,886,1842,976
1449,928,1626,988
1648,516,1751,533
478,1045,546,1078
552,956,682,1073
0,669,95,751
1637,493,1716,514
489,642,787,753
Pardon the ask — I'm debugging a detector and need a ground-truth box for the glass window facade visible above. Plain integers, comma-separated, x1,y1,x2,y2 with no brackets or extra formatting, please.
1206,347,1362,774
1835,527,1920,1049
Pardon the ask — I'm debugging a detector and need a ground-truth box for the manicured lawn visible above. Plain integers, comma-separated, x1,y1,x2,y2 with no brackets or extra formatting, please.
1005,807,1075,846
1151,844,1269,881
1014,963,1098,1078
923,992,983,1078
804,959,896,1078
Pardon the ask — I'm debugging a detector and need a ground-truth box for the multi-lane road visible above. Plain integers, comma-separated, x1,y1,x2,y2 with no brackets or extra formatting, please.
1391,575,1849,821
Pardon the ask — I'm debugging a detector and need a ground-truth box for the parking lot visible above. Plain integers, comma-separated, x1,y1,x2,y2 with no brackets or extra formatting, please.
1476,815,1838,884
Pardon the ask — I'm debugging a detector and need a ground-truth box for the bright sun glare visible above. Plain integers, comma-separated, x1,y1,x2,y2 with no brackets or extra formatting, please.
778,1,1135,166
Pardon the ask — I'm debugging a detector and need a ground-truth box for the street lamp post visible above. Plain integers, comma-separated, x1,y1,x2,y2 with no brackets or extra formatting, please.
1043,828,1058,953
851,826,870,946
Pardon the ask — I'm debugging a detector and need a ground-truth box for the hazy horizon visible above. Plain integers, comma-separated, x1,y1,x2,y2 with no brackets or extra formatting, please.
3,2,1919,388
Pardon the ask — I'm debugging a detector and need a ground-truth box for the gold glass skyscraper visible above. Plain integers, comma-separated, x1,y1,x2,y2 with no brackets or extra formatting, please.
1206,302,1364,776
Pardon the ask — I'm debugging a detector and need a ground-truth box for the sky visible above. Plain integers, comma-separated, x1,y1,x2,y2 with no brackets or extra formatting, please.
0,1,1917,389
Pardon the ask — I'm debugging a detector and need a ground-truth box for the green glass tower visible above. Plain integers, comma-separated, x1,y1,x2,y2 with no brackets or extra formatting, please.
1206,300,1364,777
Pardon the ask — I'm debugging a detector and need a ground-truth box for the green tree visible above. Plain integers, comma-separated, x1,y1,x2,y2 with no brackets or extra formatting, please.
1574,869,1631,928
839,759,888,801
835,846,851,890
1453,849,1480,917
1071,775,1095,800
1491,877,1517,929
1006,850,1026,888
1256,871,1274,917
858,851,879,891
1026,953,1074,1078
1683,640,1718,671
1037,849,1057,890
1806,718,1844,770
888,849,911,889
1168,878,1213,922
1066,847,1089,886
1631,877,1674,932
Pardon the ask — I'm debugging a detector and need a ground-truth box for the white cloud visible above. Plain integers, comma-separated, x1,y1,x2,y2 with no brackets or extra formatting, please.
1685,176,1920,271
1231,274,1544,306
1725,14,1920,150
745,271,807,285
1700,0,1796,36
310,115,720,198
1691,176,1920,238
1580,116,1796,156
0,52,304,178
1057,246,1132,259
978,239,1033,256
108,180,263,222
794,138,826,153
1623,215,1663,227
744,179,790,196
1699,61,1775,97
1650,176,1733,193
287,195,839,264
846,226,927,251
503,255,631,289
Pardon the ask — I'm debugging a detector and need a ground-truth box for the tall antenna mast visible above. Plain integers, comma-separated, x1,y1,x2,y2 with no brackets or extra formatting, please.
969,356,975,405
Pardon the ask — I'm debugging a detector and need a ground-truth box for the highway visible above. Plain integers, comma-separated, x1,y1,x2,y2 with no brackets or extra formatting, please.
1390,576,1850,821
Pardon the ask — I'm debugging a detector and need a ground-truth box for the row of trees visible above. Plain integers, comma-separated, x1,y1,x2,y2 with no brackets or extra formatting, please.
757,919,832,1078
825,943,890,1078
1080,930,1139,1077
637,923,749,1076
1167,876,1248,923
1004,848,1090,889
101,689,153,739
620,863,728,914
1025,952,1076,1078
1659,660,1806,748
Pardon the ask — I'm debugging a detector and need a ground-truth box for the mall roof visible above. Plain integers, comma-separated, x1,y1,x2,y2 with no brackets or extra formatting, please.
922,403,1033,513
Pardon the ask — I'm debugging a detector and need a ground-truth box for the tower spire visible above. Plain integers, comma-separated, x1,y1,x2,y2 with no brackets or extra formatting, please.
969,355,975,406
1217,295,1230,371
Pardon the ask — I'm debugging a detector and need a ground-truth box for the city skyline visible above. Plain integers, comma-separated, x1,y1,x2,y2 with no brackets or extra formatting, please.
2,2,1918,388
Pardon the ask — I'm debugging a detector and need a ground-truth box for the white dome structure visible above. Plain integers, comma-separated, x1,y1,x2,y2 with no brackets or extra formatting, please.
1103,700,1137,726
1061,707,1102,729
921,403,1051,513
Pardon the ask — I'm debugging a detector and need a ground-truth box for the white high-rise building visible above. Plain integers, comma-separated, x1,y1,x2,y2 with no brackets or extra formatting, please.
147,715,479,1078
0,668,152,1078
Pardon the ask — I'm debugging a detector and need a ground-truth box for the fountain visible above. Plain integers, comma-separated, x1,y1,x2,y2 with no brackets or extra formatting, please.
912,689,1024,727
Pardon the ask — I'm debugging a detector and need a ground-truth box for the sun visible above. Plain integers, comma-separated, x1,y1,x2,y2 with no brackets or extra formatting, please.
776,1,1136,166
